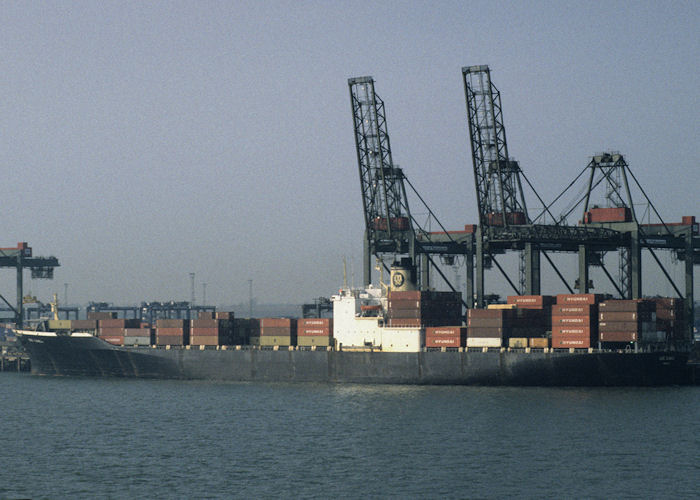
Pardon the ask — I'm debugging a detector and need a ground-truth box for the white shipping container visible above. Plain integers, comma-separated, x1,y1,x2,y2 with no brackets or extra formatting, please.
467,337,502,348
124,336,151,346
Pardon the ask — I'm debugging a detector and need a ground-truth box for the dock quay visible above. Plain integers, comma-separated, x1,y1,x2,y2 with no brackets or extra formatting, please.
1,341,30,372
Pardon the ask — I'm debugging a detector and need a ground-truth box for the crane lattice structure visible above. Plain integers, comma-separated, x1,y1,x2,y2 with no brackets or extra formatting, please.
349,76,416,286
463,65,529,228
0,242,60,327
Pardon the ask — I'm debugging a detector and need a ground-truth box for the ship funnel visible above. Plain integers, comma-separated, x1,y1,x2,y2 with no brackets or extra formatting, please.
390,259,416,292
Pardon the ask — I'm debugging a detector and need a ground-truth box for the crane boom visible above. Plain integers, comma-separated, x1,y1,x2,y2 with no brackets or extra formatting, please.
349,76,415,285
462,65,529,227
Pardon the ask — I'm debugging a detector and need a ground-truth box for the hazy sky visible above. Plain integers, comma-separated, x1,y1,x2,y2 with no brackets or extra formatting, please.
1,1,698,306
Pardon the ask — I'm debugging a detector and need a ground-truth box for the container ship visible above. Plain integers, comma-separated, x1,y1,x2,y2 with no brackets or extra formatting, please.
15,267,697,386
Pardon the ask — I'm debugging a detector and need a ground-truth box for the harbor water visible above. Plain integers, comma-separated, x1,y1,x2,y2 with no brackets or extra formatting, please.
1,374,698,499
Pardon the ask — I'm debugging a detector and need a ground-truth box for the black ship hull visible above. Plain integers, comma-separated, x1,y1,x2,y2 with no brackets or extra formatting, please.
17,332,695,386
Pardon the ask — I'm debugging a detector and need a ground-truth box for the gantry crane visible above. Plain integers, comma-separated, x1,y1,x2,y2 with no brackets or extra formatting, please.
460,65,697,339
0,242,60,326
462,65,529,229
348,76,417,286
461,65,624,306
348,76,472,301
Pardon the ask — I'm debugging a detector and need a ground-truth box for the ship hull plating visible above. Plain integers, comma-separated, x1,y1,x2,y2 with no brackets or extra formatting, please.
18,333,693,386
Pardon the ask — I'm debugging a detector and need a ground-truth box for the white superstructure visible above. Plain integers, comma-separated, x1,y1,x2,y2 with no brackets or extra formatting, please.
331,286,422,352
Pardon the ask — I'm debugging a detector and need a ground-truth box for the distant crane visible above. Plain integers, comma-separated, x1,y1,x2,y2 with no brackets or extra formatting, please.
0,242,59,326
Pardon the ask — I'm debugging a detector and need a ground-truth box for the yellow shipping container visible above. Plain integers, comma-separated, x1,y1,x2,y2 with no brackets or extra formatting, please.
297,336,332,347
259,336,293,346
48,319,72,330
508,337,528,348
487,304,517,310
529,338,550,348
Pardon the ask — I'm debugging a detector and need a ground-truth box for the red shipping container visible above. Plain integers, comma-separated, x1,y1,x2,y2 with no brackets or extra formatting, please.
260,326,295,336
388,299,422,310
598,311,648,321
551,315,593,326
99,327,125,336
156,335,187,345
599,321,640,332
487,211,526,225
387,290,423,300
198,311,216,320
425,336,462,348
599,331,637,342
298,318,332,328
551,325,595,337
468,309,514,319
259,318,296,328
506,295,555,309
552,304,597,316
372,216,409,231
156,327,187,336
191,319,221,328
598,300,655,313
388,309,424,319
586,207,632,223
655,309,678,320
425,326,466,337
72,319,98,330
467,317,507,327
298,327,331,337
551,335,591,348
556,294,604,305
649,297,683,309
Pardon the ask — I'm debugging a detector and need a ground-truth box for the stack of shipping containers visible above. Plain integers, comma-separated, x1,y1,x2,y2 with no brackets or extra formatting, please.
98,318,141,346
190,311,235,346
598,299,656,344
233,318,259,345
466,308,514,348
506,295,555,348
386,290,461,328
551,294,602,348
258,318,296,346
297,318,333,347
155,319,189,346
650,298,684,343
123,325,153,346
71,319,98,334
425,326,466,348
